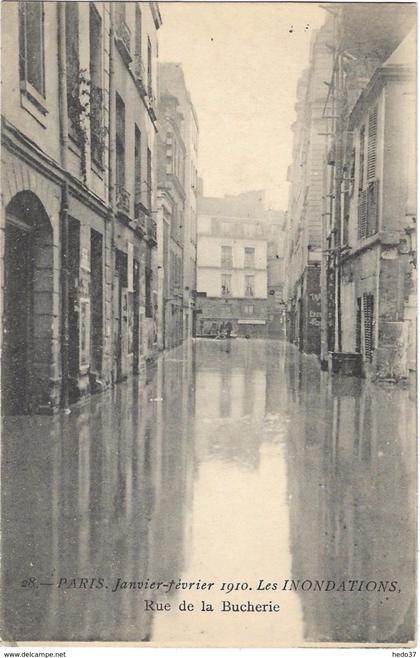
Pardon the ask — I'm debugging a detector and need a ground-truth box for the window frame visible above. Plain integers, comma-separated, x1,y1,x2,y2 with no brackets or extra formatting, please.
19,0,47,111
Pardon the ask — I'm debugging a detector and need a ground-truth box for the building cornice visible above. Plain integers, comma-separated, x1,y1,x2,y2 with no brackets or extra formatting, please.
349,64,414,128
2,117,110,219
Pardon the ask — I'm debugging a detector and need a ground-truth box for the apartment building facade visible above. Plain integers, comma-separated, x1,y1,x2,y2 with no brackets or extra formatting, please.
158,63,199,341
1,1,162,415
283,20,334,355
156,93,186,350
196,193,268,338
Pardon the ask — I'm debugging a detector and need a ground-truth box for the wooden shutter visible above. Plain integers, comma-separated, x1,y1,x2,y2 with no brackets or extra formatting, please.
367,180,379,236
363,293,374,362
358,189,368,239
367,107,377,181
356,297,362,353
359,126,365,191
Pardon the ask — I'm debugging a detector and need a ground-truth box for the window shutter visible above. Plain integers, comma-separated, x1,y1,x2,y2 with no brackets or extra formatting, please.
363,293,374,362
367,180,379,236
359,126,365,190
358,189,368,239
367,107,377,181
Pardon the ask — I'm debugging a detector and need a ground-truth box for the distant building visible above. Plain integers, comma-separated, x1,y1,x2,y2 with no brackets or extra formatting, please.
266,210,286,338
158,63,199,342
196,192,269,338
156,93,186,349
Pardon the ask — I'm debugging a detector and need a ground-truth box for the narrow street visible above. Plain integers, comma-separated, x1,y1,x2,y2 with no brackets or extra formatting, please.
2,338,415,645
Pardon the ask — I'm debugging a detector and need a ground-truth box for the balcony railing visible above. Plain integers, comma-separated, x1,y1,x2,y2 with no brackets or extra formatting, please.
134,184,147,232
132,55,147,96
116,185,130,215
115,18,132,65
147,90,157,122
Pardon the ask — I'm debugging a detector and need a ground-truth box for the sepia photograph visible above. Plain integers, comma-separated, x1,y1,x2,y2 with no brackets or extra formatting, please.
0,0,417,650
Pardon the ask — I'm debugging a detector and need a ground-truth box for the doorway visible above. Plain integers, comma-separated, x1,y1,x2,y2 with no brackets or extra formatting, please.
2,192,53,415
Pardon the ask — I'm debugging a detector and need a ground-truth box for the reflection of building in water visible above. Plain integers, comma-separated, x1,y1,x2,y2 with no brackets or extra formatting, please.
2,346,195,642
194,340,266,469
148,342,195,591
284,346,416,642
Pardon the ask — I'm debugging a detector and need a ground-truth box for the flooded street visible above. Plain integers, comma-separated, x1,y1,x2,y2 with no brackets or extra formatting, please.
2,339,416,645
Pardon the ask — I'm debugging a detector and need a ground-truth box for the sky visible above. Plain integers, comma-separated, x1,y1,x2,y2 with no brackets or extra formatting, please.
158,2,326,211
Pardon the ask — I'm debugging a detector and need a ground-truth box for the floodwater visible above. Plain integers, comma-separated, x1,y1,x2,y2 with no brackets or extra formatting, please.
1,339,416,645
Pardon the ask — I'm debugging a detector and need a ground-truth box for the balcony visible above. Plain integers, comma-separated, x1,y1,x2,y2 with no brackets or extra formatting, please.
147,89,157,123
115,18,132,65
116,185,130,216
134,183,147,233
132,55,147,97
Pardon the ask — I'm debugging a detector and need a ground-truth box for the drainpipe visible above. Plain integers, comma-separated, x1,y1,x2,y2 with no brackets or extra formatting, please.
334,52,344,354
58,3,70,410
108,5,116,382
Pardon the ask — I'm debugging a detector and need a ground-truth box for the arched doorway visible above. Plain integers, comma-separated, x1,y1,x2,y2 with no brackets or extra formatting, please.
2,192,53,415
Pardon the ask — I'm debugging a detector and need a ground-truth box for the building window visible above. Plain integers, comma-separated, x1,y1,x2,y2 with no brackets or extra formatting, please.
66,2,80,138
134,125,142,215
358,125,365,191
221,222,230,235
19,1,45,98
221,246,232,269
147,147,152,211
367,106,377,182
358,110,379,241
89,3,104,167
147,37,153,98
145,249,153,318
244,247,255,269
245,275,255,297
244,304,254,315
356,297,362,353
243,224,254,237
116,93,126,189
221,274,232,297
135,5,142,61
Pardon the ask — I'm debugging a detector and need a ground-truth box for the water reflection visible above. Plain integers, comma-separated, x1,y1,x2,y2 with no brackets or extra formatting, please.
1,339,415,644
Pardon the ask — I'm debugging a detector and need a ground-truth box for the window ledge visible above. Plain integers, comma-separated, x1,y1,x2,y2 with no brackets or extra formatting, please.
20,82,48,128
92,159,105,179
20,80,48,115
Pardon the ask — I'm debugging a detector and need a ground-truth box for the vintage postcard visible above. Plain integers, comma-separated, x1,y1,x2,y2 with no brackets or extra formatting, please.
0,0,417,651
